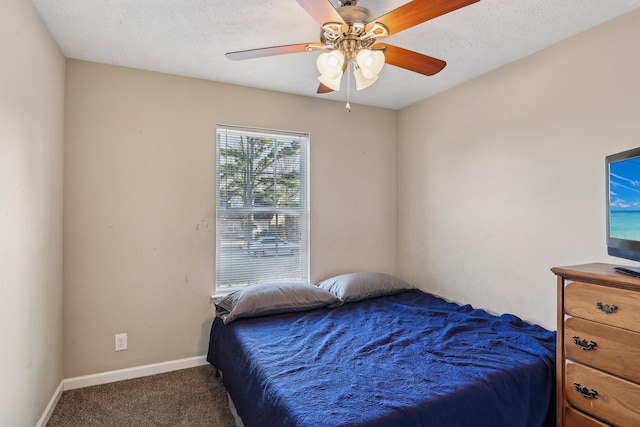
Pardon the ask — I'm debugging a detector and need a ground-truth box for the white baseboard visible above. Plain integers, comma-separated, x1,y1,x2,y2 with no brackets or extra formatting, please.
64,355,208,390
37,355,208,425
35,381,64,427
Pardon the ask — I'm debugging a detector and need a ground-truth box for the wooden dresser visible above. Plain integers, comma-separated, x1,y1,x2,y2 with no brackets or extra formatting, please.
552,263,640,426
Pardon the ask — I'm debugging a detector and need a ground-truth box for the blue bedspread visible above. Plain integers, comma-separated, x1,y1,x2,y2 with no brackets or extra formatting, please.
207,289,556,427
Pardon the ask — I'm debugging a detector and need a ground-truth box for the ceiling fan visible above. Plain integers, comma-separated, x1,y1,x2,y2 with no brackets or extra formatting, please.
226,0,480,95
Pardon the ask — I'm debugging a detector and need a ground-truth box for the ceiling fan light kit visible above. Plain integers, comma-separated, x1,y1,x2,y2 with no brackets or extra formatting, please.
355,49,385,79
353,66,378,90
316,47,383,92
318,73,343,92
317,50,345,77
226,0,480,101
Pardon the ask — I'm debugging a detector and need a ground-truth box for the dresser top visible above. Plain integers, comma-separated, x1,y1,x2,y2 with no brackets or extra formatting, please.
552,262,640,291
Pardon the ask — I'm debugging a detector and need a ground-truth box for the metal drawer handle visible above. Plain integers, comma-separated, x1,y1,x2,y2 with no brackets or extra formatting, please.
573,382,598,399
572,336,597,351
596,301,618,314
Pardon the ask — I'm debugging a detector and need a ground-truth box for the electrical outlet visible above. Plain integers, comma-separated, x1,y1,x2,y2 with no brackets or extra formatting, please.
115,333,127,351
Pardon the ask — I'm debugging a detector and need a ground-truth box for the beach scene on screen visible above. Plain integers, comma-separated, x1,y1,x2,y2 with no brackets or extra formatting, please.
610,156,640,241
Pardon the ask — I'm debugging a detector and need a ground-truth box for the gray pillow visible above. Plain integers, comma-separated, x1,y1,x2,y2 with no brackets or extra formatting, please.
317,272,414,303
215,281,342,324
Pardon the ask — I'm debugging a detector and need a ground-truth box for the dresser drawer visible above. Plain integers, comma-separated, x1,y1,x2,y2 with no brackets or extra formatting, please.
566,361,640,426
565,281,640,331
565,316,640,384
565,406,610,427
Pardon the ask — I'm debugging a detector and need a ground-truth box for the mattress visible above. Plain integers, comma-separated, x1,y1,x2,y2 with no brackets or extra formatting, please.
207,289,556,427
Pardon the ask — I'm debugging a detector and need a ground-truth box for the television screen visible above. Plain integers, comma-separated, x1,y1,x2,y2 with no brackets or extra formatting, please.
606,147,640,275
609,155,640,241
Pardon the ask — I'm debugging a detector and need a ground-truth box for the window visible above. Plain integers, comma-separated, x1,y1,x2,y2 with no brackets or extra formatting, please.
215,125,309,293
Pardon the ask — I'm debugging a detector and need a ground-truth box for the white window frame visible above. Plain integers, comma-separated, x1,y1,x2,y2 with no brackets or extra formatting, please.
215,125,309,294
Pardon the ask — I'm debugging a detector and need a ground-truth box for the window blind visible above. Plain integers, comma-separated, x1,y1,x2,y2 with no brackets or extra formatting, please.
215,125,309,292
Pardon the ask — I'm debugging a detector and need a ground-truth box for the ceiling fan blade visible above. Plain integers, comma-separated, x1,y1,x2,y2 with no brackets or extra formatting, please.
376,44,446,76
296,0,346,28
367,0,479,37
226,43,316,61
317,83,333,94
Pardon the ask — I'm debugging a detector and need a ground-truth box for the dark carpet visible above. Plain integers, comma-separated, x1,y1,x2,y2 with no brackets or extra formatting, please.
47,364,237,427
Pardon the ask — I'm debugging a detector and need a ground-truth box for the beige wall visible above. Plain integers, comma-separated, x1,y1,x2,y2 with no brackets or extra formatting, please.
398,9,640,331
63,61,398,377
0,0,65,425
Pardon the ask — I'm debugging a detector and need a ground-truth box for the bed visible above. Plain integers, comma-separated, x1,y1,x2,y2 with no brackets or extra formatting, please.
207,273,556,427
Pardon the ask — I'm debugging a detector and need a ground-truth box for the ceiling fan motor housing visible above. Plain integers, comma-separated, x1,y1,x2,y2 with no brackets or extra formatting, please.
320,5,379,56
337,5,374,24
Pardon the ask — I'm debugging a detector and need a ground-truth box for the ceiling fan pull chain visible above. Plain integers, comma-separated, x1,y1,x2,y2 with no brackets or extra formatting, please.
346,62,352,112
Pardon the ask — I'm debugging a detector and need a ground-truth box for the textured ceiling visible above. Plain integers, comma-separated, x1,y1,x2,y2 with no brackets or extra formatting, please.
32,0,640,110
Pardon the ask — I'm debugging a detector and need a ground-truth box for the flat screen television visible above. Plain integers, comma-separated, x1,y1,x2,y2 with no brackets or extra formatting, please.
606,146,640,277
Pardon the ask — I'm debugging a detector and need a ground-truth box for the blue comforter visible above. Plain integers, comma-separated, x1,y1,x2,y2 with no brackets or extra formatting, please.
207,289,556,427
